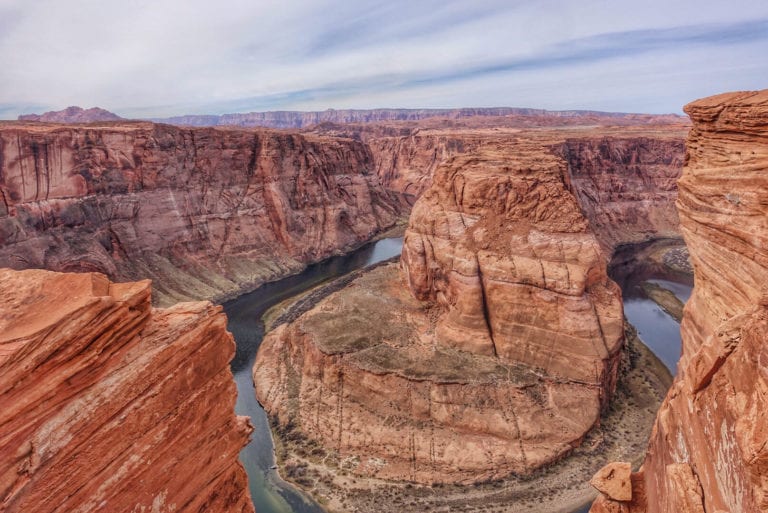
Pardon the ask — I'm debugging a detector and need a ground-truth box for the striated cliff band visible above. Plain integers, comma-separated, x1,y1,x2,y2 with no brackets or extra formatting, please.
153,107,687,130
255,125,680,511
0,268,253,513
0,121,403,306
590,90,768,512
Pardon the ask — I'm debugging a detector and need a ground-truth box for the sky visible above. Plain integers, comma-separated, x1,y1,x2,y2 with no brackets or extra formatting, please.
0,0,767,118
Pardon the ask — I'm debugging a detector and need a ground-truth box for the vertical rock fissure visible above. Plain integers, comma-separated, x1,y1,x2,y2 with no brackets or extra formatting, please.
476,255,498,357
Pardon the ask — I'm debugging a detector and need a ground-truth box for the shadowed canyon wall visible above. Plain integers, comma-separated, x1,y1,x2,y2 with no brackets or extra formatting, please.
0,122,402,305
590,90,768,513
0,269,253,513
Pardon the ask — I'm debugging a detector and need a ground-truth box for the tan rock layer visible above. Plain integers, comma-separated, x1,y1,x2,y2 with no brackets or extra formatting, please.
590,90,768,513
0,122,402,305
154,108,687,129
400,139,624,393
255,127,672,485
255,265,604,485
0,268,253,513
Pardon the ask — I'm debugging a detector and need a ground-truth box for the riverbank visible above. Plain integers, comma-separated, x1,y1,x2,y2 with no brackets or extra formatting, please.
260,265,672,513
211,218,409,308
641,282,685,321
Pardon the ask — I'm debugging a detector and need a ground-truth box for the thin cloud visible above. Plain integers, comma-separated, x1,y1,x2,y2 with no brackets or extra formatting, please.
0,0,767,117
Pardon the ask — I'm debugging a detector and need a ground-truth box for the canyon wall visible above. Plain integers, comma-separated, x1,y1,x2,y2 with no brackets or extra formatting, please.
0,122,402,305
255,131,638,488
559,136,684,249
0,268,253,513
590,90,768,512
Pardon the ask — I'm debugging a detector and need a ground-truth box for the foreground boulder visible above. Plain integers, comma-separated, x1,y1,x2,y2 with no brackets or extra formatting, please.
590,90,768,512
0,268,253,513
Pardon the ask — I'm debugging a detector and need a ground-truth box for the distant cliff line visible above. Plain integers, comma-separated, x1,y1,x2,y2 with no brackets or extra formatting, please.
150,107,686,129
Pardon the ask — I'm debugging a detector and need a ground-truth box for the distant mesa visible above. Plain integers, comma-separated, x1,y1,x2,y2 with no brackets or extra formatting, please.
18,106,123,123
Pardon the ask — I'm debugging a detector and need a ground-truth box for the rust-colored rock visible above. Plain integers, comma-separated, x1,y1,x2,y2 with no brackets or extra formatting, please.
256,264,604,485
590,89,768,513
591,462,633,501
400,138,624,393
559,136,684,249
0,122,402,305
0,268,253,513
255,130,647,487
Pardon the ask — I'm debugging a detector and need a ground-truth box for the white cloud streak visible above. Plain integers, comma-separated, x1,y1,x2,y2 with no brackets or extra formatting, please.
0,0,767,117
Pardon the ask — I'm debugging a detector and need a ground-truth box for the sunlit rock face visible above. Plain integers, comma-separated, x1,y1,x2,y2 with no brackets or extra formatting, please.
255,131,641,485
590,90,768,513
0,268,253,513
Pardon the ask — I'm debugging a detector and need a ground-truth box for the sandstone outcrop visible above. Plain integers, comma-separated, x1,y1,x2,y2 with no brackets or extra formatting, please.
400,141,625,393
255,134,631,487
0,268,253,513
590,90,768,513
18,106,123,123
0,122,402,305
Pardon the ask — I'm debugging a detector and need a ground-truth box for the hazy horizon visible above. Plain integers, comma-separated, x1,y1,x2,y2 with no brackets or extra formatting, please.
2,0,767,119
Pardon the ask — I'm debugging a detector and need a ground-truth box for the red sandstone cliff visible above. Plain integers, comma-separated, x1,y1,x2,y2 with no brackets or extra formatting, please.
0,268,253,513
255,132,632,488
401,141,625,392
310,122,687,226
0,122,402,305
558,136,684,249
590,90,768,512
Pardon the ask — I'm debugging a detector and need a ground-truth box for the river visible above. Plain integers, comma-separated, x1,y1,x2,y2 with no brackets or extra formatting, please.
225,237,691,513
225,237,403,513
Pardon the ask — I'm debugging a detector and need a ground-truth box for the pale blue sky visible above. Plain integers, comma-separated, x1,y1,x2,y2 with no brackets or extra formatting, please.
0,0,766,118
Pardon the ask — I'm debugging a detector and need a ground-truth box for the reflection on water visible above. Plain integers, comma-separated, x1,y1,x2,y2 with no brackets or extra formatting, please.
609,242,693,375
623,298,684,373
224,237,403,513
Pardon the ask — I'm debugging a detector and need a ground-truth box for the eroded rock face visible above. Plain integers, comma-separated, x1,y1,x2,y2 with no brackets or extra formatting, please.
0,122,401,305
256,264,605,485
0,268,253,513
560,136,684,249
256,133,635,486
400,140,624,393
590,90,768,513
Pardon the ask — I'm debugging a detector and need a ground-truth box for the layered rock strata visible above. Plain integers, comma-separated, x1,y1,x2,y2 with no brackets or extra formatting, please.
590,90,768,512
0,122,401,305
559,136,684,249
400,142,625,395
154,108,686,129
256,137,627,485
312,123,687,219
0,268,253,513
